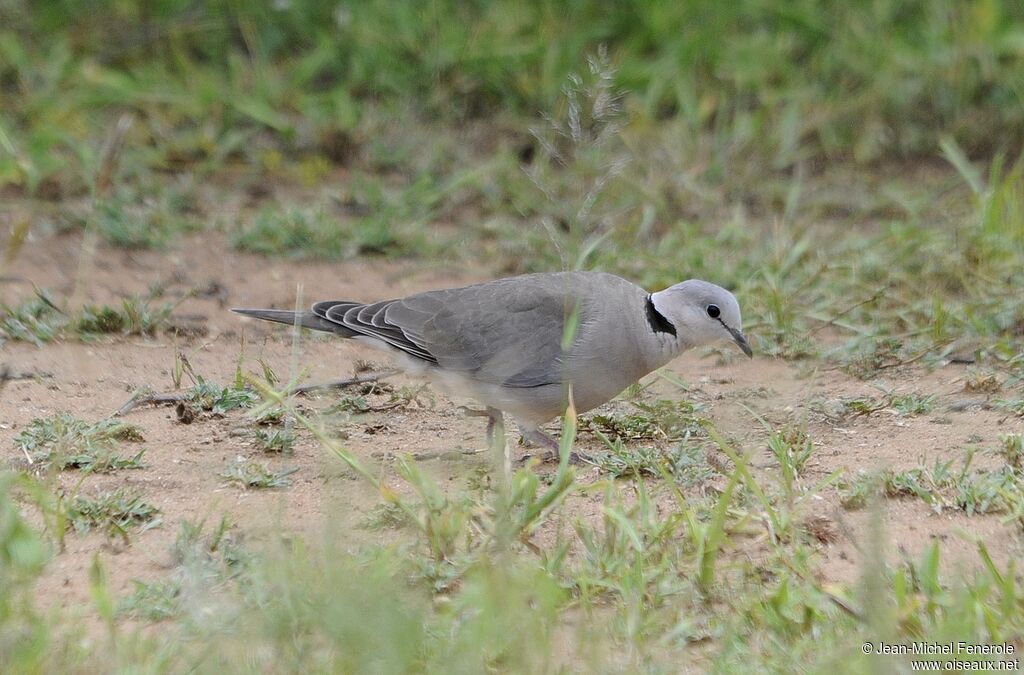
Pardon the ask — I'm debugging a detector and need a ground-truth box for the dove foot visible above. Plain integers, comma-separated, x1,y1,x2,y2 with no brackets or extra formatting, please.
515,427,588,465
515,448,589,466
460,406,505,448
519,427,560,451
541,449,589,465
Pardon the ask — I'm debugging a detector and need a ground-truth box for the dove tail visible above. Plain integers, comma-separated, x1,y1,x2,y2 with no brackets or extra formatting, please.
231,308,351,335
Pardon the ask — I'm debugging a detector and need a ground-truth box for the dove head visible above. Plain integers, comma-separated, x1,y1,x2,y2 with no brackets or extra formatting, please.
649,280,752,357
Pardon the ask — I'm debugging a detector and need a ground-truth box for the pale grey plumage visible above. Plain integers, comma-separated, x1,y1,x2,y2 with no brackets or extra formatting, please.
233,271,751,449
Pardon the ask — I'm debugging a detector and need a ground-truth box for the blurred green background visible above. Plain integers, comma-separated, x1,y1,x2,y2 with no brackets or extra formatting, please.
4,0,1024,191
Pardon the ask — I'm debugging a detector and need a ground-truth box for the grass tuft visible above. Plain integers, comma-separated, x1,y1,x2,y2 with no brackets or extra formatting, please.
75,297,176,337
14,414,146,472
254,428,295,454
581,399,707,442
117,579,182,621
219,458,298,489
0,293,64,345
66,489,160,537
186,379,260,416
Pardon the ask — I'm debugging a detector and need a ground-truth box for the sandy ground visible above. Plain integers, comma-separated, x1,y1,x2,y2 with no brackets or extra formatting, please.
2,231,1022,614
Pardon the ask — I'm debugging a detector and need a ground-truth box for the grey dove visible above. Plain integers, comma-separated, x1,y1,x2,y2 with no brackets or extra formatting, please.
233,272,752,450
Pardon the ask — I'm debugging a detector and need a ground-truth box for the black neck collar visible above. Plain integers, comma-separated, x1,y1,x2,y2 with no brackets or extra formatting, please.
645,295,677,336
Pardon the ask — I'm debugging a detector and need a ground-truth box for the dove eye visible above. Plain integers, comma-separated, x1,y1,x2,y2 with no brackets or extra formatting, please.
706,304,721,319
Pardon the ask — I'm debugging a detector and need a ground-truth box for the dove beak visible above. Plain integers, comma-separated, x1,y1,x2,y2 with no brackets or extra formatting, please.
727,326,753,358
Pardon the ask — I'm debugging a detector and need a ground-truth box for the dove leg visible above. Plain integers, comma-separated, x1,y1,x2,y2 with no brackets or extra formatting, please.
484,407,504,446
460,406,506,447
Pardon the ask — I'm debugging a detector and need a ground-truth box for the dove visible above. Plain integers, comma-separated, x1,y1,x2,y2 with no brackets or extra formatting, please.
233,272,751,450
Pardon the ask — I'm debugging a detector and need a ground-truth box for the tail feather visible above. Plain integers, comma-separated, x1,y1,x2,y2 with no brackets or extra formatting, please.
231,308,354,335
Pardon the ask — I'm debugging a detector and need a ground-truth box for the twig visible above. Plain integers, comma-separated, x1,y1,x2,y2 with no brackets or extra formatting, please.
410,448,486,461
290,370,398,395
113,389,189,417
0,368,54,381
821,339,956,373
112,370,397,417
809,285,890,337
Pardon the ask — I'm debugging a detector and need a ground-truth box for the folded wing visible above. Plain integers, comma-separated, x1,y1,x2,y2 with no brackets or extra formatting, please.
312,276,582,388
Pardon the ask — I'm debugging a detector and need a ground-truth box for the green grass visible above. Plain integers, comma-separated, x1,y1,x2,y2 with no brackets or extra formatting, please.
889,392,938,416
3,0,1024,196
65,489,160,537
0,341,1021,671
5,401,1024,672
14,413,146,472
768,427,815,478
581,399,707,442
232,206,350,258
359,502,416,532
839,447,1024,517
231,175,439,259
820,389,942,422
587,439,718,486
112,519,240,625
0,292,63,345
185,379,260,416
996,434,1024,469
117,579,183,621
250,404,287,426
219,458,297,489
995,397,1024,417
1,291,177,343
327,394,372,415
75,296,177,337
253,428,295,454
90,194,201,250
